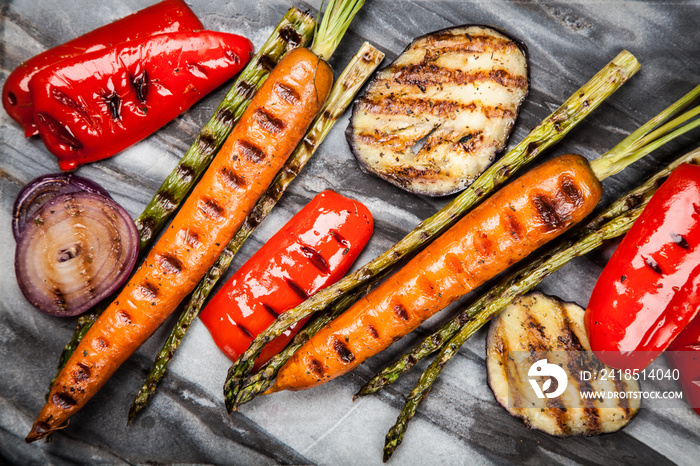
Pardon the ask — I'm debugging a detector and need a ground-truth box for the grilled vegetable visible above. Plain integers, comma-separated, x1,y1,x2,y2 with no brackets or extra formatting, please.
12,173,110,240
224,51,641,407
264,87,700,396
30,31,253,170
27,0,363,442
585,162,700,370
15,191,139,317
2,0,203,137
666,314,700,416
347,25,528,196
127,41,384,425
358,146,700,399
269,153,603,393
201,190,373,367
486,292,641,437
49,7,315,391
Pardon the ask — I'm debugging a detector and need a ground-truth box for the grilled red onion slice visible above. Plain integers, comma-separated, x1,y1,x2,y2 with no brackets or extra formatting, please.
14,191,138,317
12,173,110,240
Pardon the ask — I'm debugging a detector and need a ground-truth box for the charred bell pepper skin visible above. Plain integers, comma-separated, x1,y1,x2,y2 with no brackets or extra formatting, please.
200,190,373,369
666,315,700,416
29,31,253,171
585,163,700,370
2,0,203,137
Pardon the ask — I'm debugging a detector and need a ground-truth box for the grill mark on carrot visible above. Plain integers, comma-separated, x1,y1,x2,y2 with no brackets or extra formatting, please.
218,166,246,190
393,303,410,321
559,176,583,206
236,140,266,164
367,324,380,339
51,393,76,409
236,321,253,339
300,245,329,274
155,253,182,275
473,231,493,257
274,82,301,104
36,113,82,150
445,253,465,274
308,359,324,377
503,212,523,240
262,304,279,319
333,338,355,364
285,278,309,300
176,229,201,249
116,310,132,325
532,194,565,230
253,108,286,135
197,197,225,220
136,282,158,301
93,338,109,350
73,363,91,383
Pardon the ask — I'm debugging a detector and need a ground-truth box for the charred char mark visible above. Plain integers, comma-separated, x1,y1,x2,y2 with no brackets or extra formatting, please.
671,232,690,249
196,133,218,157
559,176,583,207
236,321,253,339
54,288,67,310
176,228,201,249
136,282,159,301
279,25,303,47
116,310,132,325
308,359,324,377
367,324,380,339
253,108,286,135
503,212,524,240
643,256,663,275
51,392,77,409
137,217,156,242
236,140,266,164
73,362,91,382
274,82,301,105
393,304,410,321
285,278,309,300
215,107,237,129
333,337,355,364
329,229,350,247
103,91,122,120
219,166,246,190
262,303,279,318
257,54,277,72
35,113,82,150
197,197,225,220
300,245,329,274
50,88,92,122
473,230,494,257
155,253,183,275
235,80,257,101
155,190,178,214
393,64,527,90
532,194,566,230
131,70,149,103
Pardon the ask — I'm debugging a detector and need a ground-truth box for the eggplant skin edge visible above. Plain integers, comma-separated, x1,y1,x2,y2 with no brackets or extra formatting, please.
485,292,641,438
346,24,530,197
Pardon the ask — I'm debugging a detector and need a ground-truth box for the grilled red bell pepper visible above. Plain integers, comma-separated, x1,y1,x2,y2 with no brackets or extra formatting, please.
585,163,700,370
665,314,700,416
200,190,374,369
29,31,253,171
2,0,203,137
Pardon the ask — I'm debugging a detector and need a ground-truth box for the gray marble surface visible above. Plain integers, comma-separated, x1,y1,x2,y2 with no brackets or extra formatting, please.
2,0,700,464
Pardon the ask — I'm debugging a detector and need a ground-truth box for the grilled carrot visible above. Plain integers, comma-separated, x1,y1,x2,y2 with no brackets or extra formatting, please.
26,0,365,442
270,154,602,391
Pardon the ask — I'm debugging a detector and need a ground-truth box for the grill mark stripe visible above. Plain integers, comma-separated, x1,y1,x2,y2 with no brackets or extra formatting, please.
329,229,350,248
137,282,158,301
532,194,565,230
253,108,286,135
52,392,77,409
358,97,516,119
273,82,301,105
309,359,324,377
262,304,279,318
155,253,183,275
219,166,246,190
236,140,266,164
333,337,355,364
387,66,528,90
236,321,253,339
197,198,225,220
285,278,309,300
417,33,523,55
393,304,410,321
300,245,329,274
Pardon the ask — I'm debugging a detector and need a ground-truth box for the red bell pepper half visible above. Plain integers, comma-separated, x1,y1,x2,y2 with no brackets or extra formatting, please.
585,163,700,370
2,0,203,137
29,31,253,171
666,315,700,416
200,190,374,369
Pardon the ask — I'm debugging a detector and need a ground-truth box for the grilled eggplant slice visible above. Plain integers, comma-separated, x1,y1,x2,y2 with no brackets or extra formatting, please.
347,25,528,196
486,292,641,437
